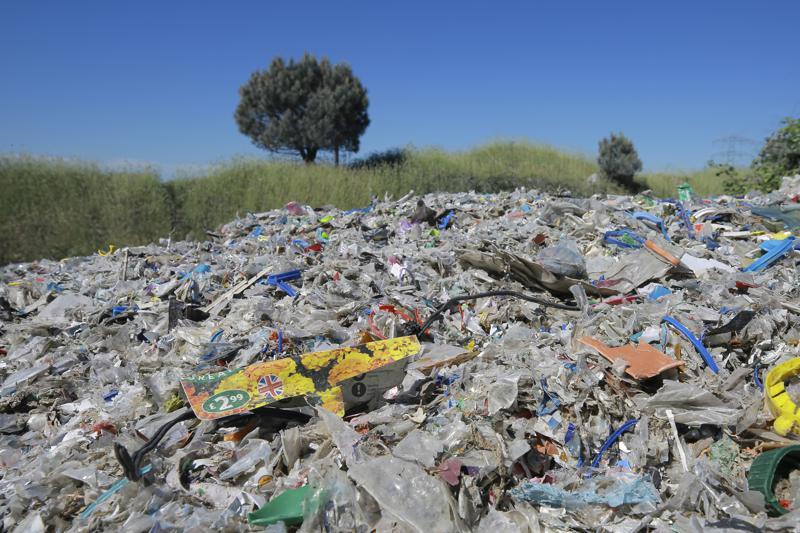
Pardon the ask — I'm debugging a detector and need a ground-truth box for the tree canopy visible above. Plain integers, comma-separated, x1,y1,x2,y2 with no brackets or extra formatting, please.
235,54,369,164
752,117,800,191
598,133,643,192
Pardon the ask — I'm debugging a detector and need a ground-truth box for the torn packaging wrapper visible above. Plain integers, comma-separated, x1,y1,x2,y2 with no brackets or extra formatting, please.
181,335,421,420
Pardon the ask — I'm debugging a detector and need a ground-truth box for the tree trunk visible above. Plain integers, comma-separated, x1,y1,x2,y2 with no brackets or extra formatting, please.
334,146,339,166
300,147,318,164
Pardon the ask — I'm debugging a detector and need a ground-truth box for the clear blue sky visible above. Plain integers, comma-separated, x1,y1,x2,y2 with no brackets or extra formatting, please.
2,1,799,175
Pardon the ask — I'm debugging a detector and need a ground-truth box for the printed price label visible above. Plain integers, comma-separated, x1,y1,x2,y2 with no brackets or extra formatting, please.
181,335,421,420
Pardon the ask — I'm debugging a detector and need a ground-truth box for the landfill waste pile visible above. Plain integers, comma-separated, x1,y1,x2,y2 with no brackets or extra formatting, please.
2,176,800,532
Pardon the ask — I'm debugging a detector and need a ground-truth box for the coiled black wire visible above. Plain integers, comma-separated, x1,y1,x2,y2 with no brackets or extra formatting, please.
412,289,579,336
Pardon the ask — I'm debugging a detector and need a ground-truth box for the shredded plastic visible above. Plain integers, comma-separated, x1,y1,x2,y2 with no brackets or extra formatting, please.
1,176,800,530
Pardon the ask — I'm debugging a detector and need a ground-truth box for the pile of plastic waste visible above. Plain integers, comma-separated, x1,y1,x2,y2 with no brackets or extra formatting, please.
2,176,800,532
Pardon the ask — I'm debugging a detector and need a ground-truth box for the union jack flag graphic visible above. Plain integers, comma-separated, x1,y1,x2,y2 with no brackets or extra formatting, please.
257,374,283,399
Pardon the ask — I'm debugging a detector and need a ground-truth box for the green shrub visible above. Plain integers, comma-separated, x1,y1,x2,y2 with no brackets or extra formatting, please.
752,117,800,192
598,133,643,192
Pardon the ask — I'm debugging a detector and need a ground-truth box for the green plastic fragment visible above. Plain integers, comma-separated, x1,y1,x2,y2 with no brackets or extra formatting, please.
708,435,739,477
247,485,319,527
164,392,185,412
678,182,693,203
747,444,800,516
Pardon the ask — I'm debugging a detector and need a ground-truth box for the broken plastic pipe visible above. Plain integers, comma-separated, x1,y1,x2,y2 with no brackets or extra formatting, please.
632,211,671,241
662,316,719,373
266,269,301,297
580,418,638,471
742,236,796,272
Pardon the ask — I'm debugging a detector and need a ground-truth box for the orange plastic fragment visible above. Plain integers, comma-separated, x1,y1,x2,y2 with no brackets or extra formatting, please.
223,420,259,442
644,240,681,266
578,336,684,379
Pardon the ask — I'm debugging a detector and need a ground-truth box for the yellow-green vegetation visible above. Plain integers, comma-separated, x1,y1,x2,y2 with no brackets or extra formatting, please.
168,142,607,239
639,166,745,198
0,155,171,265
0,142,730,265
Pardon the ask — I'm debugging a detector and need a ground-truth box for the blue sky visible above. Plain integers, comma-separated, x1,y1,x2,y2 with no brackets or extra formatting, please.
2,1,799,175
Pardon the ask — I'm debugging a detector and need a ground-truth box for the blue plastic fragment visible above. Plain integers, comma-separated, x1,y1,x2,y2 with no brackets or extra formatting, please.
267,270,301,297
603,229,645,248
754,364,763,391
565,423,576,443
545,415,561,431
676,201,695,239
277,330,283,354
344,205,373,215
742,237,796,272
761,238,800,251
662,316,719,373
46,281,63,293
647,285,672,300
589,419,638,470
315,228,329,243
632,211,671,241
210,329,224,343
111,305,128,317
103,389,119,402
193,264,211,274
510,474,659,507
292,238,311,249
537,378,561,416
79,464,152,519
250,226,263,238
437,210,455,229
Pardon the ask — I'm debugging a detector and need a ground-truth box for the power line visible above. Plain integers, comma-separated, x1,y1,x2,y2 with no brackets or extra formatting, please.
712,135,758,166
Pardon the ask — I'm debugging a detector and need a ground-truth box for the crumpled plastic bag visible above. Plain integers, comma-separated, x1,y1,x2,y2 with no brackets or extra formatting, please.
637,380,743,427
536,237,587,278
348,456,462,532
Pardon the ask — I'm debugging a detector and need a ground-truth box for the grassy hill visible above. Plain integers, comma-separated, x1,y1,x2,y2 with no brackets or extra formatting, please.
0,142,731,265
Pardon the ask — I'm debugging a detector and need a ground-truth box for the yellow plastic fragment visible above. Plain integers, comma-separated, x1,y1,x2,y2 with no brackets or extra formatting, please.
97,245,117,256
765,357,800,436
767,231,793,240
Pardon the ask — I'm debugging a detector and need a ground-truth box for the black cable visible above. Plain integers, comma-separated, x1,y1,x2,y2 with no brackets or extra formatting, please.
252,406,313,423
415,290,579,335
115,409,195,481
115,407,313,481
